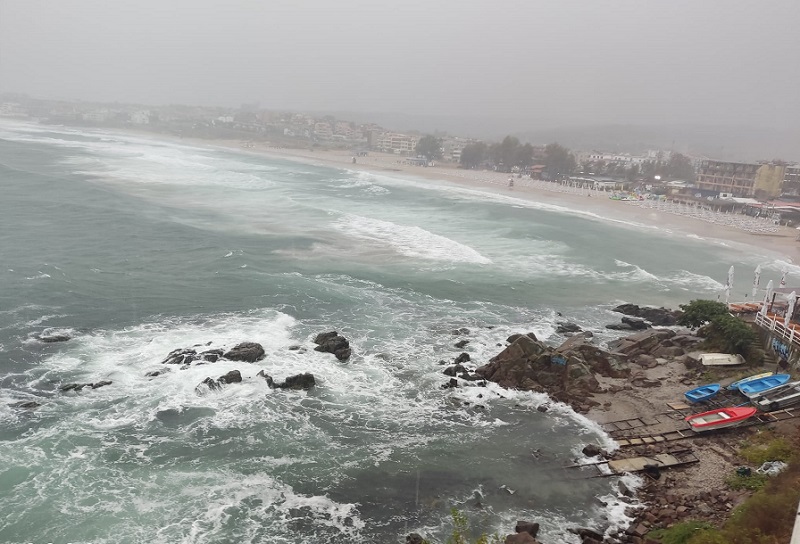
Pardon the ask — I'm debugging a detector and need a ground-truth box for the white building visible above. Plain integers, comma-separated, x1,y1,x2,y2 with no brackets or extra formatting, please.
129,110,150,125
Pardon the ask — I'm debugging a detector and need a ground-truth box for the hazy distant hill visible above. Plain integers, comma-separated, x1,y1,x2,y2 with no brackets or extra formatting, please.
323,110,799,162
513,124,800,162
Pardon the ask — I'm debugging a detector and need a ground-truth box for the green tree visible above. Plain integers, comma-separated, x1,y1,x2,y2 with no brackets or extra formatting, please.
459,142,487,169
678,300,728,329
710,314,756,354
666,152,696,181
416,135,443,160
543,143,576,179
626,163,640,182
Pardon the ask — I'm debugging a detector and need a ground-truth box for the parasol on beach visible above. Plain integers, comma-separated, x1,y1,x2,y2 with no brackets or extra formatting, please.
785,291,797,327
751,265,761,298
725,265,734,303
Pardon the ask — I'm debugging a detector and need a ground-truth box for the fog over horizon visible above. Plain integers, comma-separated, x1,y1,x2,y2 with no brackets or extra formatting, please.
1,0,799,153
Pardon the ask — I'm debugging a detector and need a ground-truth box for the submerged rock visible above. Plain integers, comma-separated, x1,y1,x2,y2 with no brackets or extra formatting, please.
37,328,73,343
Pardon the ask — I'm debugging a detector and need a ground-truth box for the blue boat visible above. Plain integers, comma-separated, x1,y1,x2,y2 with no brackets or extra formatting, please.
726,372,773,391
738,374,791,398
685,383,721,403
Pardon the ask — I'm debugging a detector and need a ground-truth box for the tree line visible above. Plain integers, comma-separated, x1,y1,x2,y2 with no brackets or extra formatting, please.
416,133,695,182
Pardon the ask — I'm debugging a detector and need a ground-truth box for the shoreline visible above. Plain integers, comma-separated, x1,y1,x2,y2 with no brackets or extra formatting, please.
180,136,800,263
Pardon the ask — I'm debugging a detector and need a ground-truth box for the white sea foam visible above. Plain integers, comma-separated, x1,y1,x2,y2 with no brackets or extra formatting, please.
332,214,492,264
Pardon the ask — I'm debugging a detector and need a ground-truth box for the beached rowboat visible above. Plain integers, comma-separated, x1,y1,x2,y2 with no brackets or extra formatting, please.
698,353,746,367
727,372,773,391
685,406,758,432
738,374,791,398
684,383,721,404
751,381,800,412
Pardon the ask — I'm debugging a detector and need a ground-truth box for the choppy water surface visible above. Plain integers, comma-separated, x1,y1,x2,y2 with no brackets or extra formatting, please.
0,121,791,543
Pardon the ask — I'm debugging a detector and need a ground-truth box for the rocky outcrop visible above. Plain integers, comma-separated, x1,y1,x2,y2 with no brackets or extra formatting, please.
276,372,316,390
59,380,112,392
475,333,621,410
196,370,242,393
613,303,681,326
224,342,265,363
556,322,582,334
161,347,226,366
606,316,650,331
313,331,351,361
608,328,676,357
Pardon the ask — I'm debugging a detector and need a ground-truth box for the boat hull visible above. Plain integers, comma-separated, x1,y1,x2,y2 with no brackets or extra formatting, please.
738,374,791,398
685,407,758,432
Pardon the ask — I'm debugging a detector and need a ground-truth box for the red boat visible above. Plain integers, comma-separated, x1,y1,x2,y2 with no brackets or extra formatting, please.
685,406,757,432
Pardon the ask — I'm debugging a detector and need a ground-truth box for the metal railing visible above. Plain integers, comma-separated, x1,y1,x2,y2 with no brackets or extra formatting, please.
754,312,800,351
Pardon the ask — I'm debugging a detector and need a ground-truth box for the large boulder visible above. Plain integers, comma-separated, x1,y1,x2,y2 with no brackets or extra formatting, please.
608,329,676,356
277,373,316,390
560,343,630,378
224,342,265,362
217,370,242,385
313,331,351,361
161,348,197,365
613,303,681,326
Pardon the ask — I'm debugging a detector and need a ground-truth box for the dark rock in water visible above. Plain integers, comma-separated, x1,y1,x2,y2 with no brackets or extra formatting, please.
536,404,549,413
37,328,72,343
613,303,681,326
437,359,449,365
256,370,275,388
515,521,540,537
277,372,316,390
556,322,582,334
582,444,603,457
11,401,41,409
621,316,649,330
454,352,471,364
406,533,425,544
618,481,634,497
312,331,351,361
452,327,470,336
199,348,224,363
60,383,85,392
198,377,221,392
514,521,539,538
196,370,242,393
506,332,538,344
224,342,265,362
288,345,302,351
569,527,605,542
454,339,470,349
504,532,538,543
145,368,171,377
441,378,459,389
60,381,111,392
443,364,467,377
217,370,242,385
606,322,634,331
161,348,198,366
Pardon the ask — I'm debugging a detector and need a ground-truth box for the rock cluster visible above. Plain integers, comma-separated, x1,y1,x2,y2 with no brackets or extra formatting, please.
313,331,351,361
59,380,112,392
613,304,682,326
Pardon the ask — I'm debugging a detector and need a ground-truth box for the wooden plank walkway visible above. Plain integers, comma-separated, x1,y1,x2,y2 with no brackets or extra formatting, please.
602,407,799,448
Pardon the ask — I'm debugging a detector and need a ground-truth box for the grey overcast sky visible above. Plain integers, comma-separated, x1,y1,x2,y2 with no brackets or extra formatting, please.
1,0,799,129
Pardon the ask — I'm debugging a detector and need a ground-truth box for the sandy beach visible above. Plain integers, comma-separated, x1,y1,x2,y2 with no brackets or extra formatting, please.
185,138,800,263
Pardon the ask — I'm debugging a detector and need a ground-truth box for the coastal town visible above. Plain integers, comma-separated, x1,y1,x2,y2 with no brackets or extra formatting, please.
3,92,800,227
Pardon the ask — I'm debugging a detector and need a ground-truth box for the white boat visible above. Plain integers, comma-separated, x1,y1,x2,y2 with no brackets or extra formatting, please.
699,353,745,366
752,381,800,411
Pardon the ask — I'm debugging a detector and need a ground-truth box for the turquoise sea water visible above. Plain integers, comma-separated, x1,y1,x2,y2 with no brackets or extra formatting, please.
0,121,793,543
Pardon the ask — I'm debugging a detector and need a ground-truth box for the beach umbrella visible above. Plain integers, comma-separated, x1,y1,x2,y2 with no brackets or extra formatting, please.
761,280,774,315
751,265,761,298
780,268,788,287
725,265,734,303
785,291,797,327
